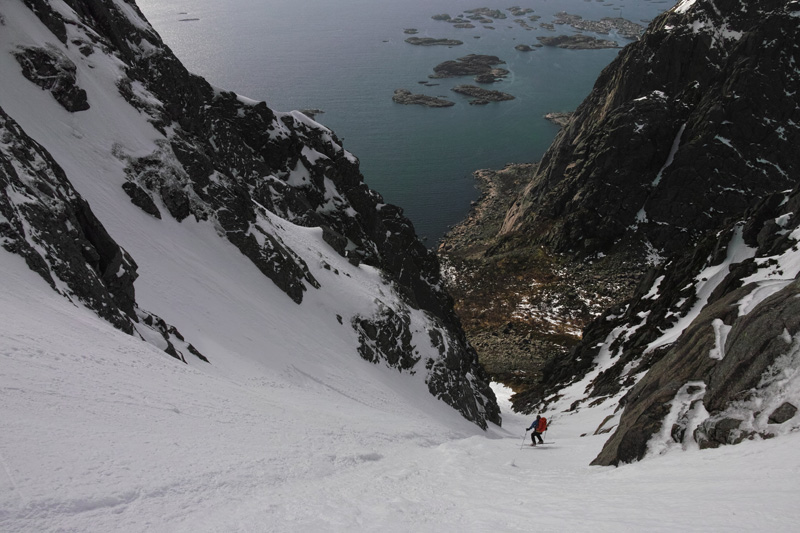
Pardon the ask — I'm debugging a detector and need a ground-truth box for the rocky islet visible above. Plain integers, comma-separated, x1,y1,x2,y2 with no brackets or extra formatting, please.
395,5,652,111
392,6,644,111
553,11,646,40
451,85,515,105
404,37,463,46
392,89,454,108
429,54,509,82
536,34,620,49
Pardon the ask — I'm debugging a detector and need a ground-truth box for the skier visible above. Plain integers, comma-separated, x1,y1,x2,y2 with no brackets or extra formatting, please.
526,414,547,446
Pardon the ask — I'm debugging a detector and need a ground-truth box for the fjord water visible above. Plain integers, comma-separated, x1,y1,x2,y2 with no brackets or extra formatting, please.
137,0,668,244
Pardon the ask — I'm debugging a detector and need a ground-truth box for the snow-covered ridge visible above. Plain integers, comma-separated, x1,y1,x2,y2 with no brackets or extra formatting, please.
0,0,498,428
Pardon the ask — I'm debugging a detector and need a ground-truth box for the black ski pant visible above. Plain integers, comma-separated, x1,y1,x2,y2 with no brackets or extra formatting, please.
531,431,544,444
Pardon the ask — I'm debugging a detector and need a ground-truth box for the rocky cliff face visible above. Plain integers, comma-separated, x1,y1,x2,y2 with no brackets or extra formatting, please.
568,185,800,465
499,0,800,262
0,106,208,363
503,0,800,464
0,0,499,427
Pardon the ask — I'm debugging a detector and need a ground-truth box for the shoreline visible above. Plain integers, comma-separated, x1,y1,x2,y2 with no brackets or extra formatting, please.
437,161,643,402
437,163,561,389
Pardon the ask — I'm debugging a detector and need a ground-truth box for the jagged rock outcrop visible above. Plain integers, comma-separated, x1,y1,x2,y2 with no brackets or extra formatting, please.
582,185,800,465
499,0,800,262
0,106,206,363
518,180,800,463
353,305,419,370
439,1,800,418
442,0,800,420
0,107,133,331
2,0,499,427
505,0,800,463
13,44,89,111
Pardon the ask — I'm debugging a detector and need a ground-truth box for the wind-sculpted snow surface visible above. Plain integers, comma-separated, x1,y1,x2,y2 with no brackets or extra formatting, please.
0,0,498,427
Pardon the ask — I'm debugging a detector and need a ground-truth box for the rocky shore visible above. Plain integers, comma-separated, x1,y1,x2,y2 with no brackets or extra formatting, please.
437,164,642,392
392,89,454,107
543,111,573,127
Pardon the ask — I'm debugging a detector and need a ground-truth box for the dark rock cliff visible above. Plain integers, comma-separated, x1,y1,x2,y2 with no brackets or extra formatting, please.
440,1,800,421
586,186,800,465
496,0,800,462
499,0,800,261
2,0,499,427
0,106,134,331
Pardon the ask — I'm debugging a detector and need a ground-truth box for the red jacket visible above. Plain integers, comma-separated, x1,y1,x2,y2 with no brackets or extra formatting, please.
527,417,547,432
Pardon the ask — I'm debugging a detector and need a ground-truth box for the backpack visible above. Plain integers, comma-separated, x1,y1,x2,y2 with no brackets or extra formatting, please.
537,417,547,433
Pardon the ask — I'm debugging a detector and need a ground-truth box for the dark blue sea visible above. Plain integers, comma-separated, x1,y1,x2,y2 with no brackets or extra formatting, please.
137,0,671,244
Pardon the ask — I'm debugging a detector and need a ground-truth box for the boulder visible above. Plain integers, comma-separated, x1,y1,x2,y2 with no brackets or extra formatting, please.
768,403,798,425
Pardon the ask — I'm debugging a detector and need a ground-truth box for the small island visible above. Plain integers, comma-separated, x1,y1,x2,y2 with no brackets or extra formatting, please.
508,6,535,16
392,89,454,108
451,84,515,104
405,37,464,46
536,34,619,49
430,54,509,83
464,7,507,20
553,12,645,40
513,18,535,30
515,44,534,52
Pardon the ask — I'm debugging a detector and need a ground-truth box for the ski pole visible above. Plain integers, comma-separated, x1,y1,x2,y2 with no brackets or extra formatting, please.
520,430,529,450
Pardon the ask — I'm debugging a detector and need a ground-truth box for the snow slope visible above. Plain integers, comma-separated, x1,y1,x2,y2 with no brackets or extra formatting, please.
1,0,799,530
2,259,799,531
0,0,497,426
